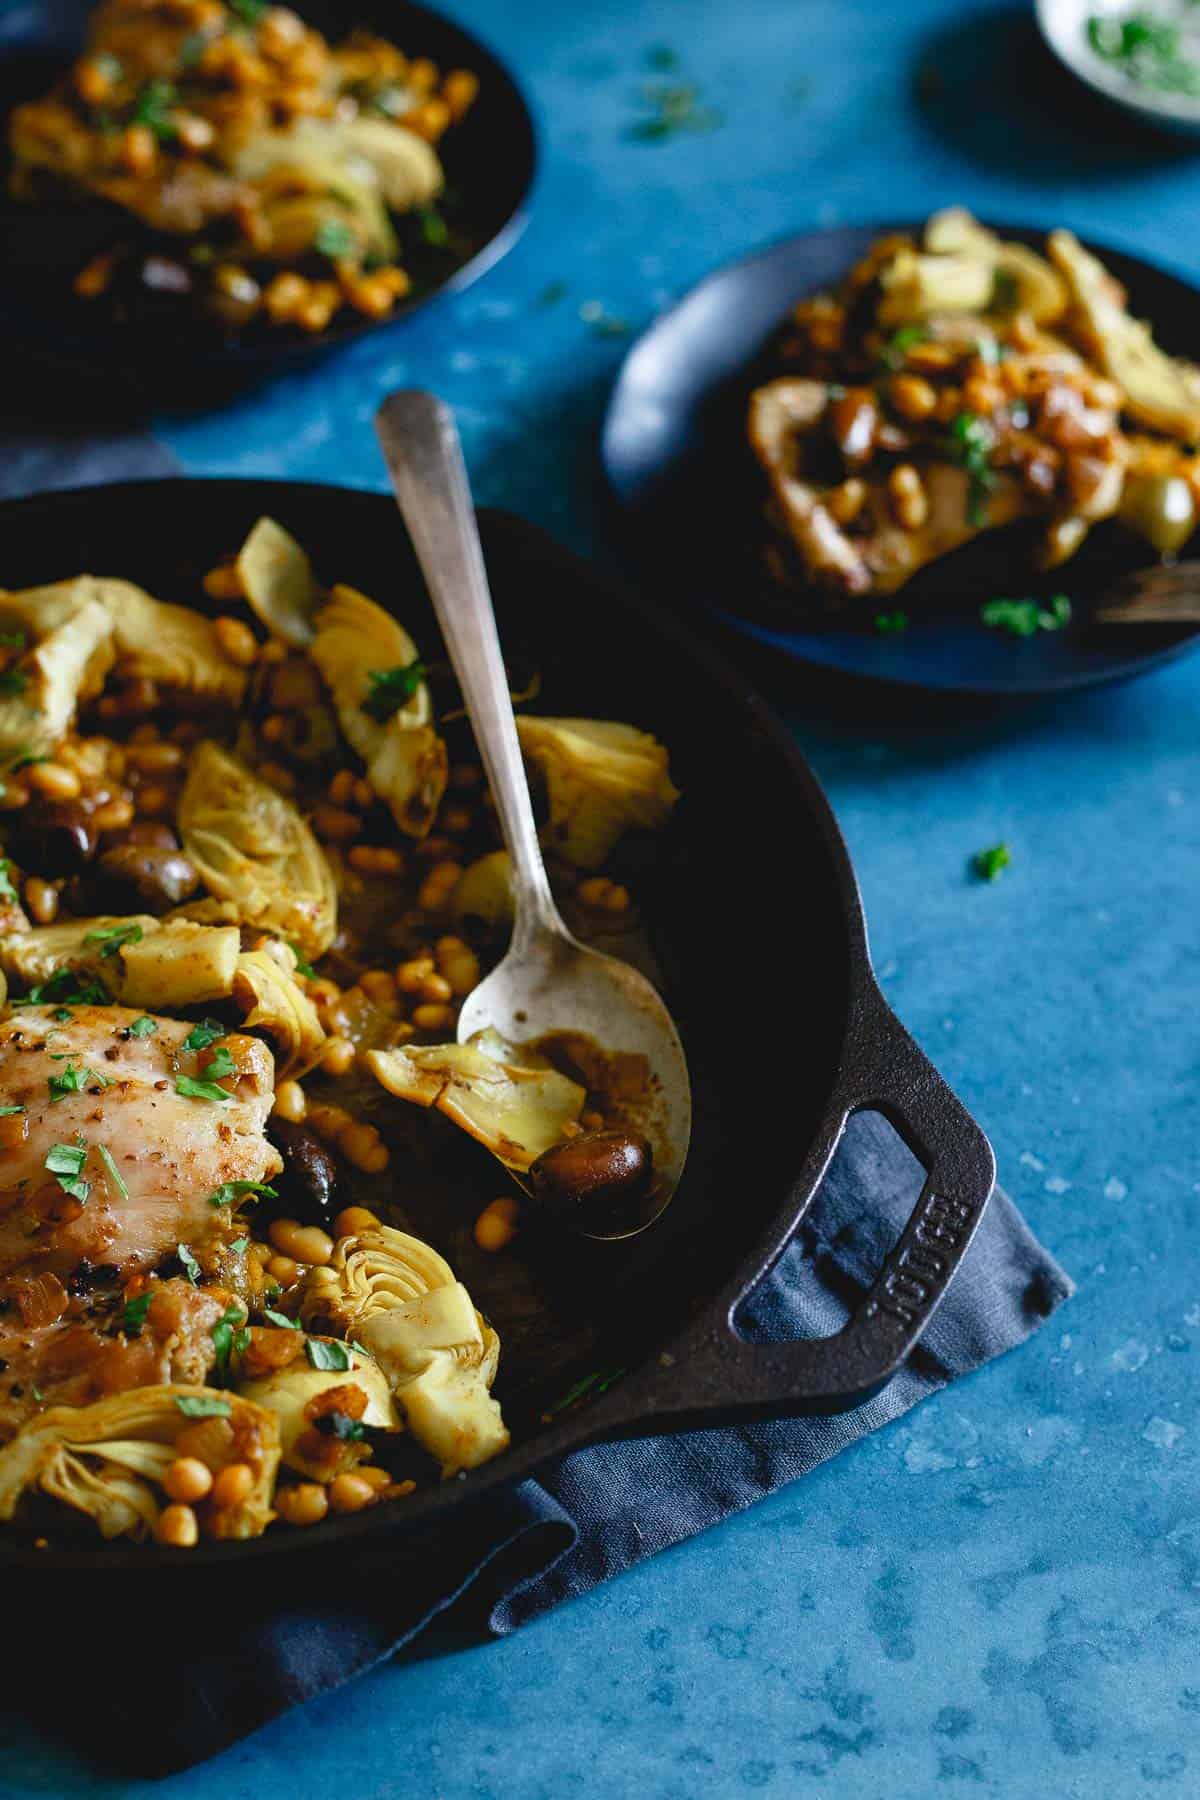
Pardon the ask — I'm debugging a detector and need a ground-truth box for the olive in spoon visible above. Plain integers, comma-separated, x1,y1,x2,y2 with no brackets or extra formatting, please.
374,390,691,1240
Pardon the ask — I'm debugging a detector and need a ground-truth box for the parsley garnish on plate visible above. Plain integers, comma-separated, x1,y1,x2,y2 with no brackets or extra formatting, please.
944,410,996,525
972,842,1012,882
44,1141,90,1204
175,1394,231,1419
181,1018,226,1053
262,1307,301,1330
83,922,143,958
313,218,359,261
13,969,109,1007
1087,9,1200,96
418,206,449,247
630,79,721,140
97,1144,128,1199
0,671,28,697
0,861,17,905
127,1015,157,1038
981,595,1072,638
227,0,268,25
48,1063,109,1103
122,1290,154,1335
306,1338,352,1372
201,1045,236,1081
177,1243,201,1285
874,610,910,636
287,942,315,978
209,1179,277,1209
0,630,26,652
316,1411,366,1441
0,1105,23,1117
880,324,928,370
131,78,178,142
228,1237,249,1255
176,1074,233,1104
362,659,427,722
211,1303,250,1375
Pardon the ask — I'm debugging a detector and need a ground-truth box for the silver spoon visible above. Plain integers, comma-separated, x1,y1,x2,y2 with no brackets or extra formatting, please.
375,390,691,1240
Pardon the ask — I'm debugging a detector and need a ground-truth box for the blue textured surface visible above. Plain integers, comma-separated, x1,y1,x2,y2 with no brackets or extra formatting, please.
6,0,1200,1793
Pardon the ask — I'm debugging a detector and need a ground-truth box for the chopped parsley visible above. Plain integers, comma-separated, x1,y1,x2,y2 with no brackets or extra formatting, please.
630,79,721,140
201,1045,236,1081
288,941,315,978
881,324,929,370
874,610,910,636
211,1303,250,1375
131,78,178,142
579,300,631,337
262,1307,301,1330
972,842,1012,882
0,670,28,697
48,1063,109,1103
418,206,449,247
209,1179,277,1209
97,1144,128,1199
13,969,108,1007
181,1018,226,1052
176,1074,233,1104
228,1237,249,1255
991,268,1019,314
362,659,427,722
943,410,996,526
306,1338,352,1372
127,1015,157,1038
175,1394,231,1419
44,1141,90,1204
538,280,568,307
83,922,143,958
177,1242,201,1285
0,630,26,651
226,0,268,24
0,861,17,905
313,218,360,261
51,1007,73,1024
0,1105,24,1117
1086,9,1200,97
122,1290,154,1334
316,1411,366,1441
981,595,1072,638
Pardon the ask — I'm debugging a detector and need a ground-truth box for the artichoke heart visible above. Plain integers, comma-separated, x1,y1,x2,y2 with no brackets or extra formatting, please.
0,583,115,759
90,578,248,704
302,1225,509,1477
1049,230,1200,442
233,946,326,1079
238,1354,398,1481
0,913,159,990
0,914,241,1008
0,1386,280,1541
366,1035,585,1173
923,209,1069,325
179,741,338,959
311,583,447,837
235,516,321,648
515,716,680,869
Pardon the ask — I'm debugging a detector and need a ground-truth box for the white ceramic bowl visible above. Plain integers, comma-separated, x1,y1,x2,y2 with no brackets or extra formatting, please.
1036,0,1200,135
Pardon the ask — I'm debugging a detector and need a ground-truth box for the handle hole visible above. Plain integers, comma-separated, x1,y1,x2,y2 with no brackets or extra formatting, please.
733,1111,926,1345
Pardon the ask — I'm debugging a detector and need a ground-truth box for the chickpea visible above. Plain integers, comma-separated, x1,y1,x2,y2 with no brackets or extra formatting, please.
826,478,867,526
210,1462,255,1511
127,741,184,773
91,795,134,832
418,971,453,1003
435,936,480,996
407,57,439,92
442,68,479,119
356,1465,393,1492
352,778,375,811
257,760,297,794
320,1036,356,1077
269,1218,333,1266
417,861,463,913
887,464,929,531
267,1254,301,1286
260,714,288,745
273,1079,307,1123
263,271,310,325
412,1002,454,1032
395,955,435,993
155,1504,199,1548
202,563,244,602
23,878,59,926
74,251,116,300
214,616,259,667
962,373,1002,417
577,876,630,913
340,1122,389,1174
341,273,403,320
312,803,361,843
163,1457,213,1504
889,373,938,422
275,1482,329,1526
75,54,118,105
121,124,158,175
135,783,173,817
329,769,356,807
333,1205,380,1239
360,968,397,1005
328,1472,377,1514
347,844,405,877
25,761,81,801
406,97,451,140
475,1195,521,1252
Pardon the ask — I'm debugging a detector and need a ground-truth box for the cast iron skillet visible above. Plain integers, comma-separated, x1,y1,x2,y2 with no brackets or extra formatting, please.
0,478,995,1570
0,1,537,395
602,222,1200,697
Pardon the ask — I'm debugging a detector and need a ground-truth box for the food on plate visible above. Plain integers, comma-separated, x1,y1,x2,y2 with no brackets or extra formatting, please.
0,519,678,1545
7,1,481,337
748,209,1200,604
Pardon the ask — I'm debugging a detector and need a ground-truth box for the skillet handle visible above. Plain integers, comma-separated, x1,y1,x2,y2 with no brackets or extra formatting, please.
587,984,996,1436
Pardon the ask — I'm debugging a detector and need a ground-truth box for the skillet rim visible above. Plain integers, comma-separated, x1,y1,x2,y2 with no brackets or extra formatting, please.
0,475,871,1570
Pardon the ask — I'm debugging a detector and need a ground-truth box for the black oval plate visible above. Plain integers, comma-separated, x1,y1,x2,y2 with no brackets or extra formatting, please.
0,0,536,395
602,223,1200,697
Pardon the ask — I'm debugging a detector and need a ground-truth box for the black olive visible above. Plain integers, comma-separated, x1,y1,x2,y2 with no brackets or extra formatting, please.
528,1129,653,1230
6,804,97,877
84,843,200,914
265,1119,340,1229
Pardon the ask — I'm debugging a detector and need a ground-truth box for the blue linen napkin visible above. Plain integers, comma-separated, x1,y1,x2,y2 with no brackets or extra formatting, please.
0,438,1072,1775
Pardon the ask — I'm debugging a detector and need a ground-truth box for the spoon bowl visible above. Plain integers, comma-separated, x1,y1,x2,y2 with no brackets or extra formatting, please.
375,389,692,1239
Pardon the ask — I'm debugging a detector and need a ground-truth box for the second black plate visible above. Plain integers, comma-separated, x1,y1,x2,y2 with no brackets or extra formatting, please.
602,223,1200,697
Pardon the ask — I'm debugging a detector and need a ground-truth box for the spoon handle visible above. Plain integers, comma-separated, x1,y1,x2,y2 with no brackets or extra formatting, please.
375,390,562,948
